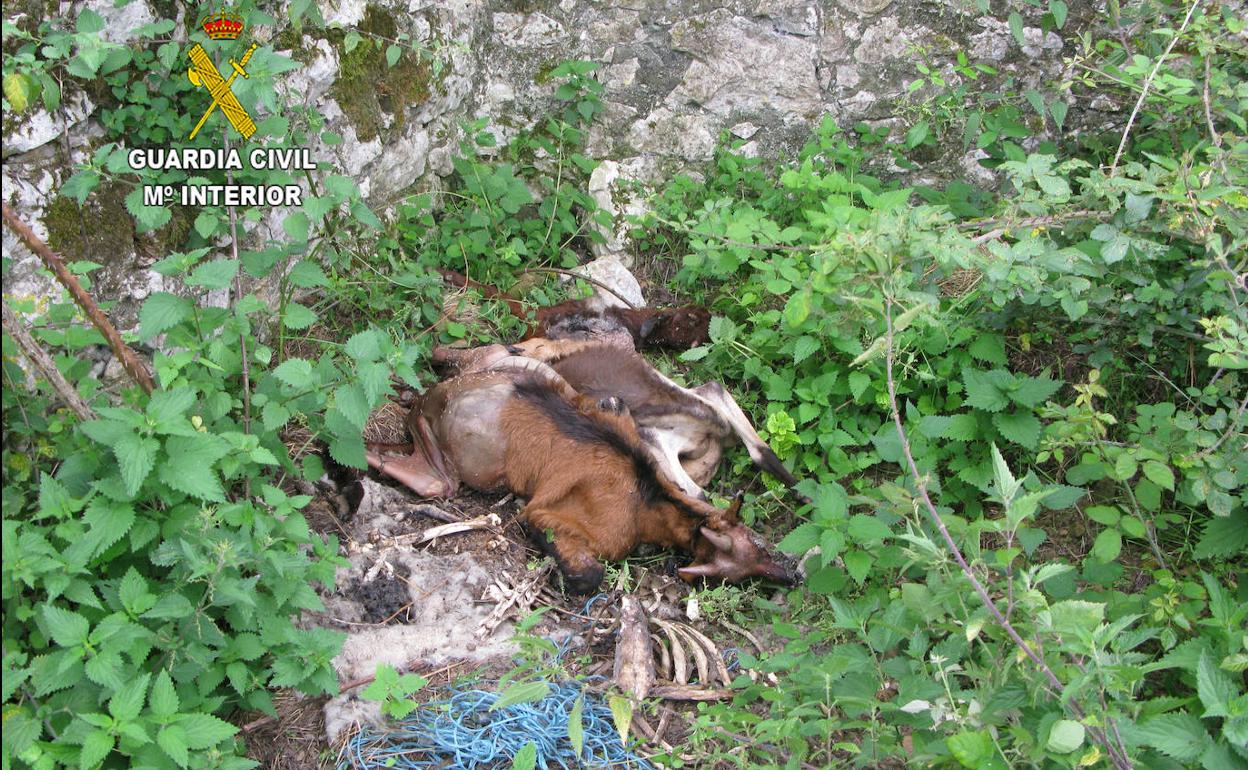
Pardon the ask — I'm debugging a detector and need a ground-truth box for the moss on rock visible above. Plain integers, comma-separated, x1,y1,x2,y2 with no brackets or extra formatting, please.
42,184,134,265
328,6,433,143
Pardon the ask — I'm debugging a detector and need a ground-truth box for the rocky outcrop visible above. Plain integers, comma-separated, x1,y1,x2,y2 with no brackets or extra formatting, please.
3,0,1091,319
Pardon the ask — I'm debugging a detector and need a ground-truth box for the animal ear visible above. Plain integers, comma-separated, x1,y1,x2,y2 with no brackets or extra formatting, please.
700,526,734,552
724,491,744,524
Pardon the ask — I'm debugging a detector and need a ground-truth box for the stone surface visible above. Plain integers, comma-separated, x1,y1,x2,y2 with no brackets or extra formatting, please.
2,0,1096,321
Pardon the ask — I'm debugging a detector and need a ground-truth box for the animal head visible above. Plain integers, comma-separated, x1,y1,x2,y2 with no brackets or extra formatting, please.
639,306,711,349
678,494,802,586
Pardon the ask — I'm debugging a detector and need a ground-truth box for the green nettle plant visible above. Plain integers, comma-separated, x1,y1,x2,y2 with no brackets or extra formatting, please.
2,4,432,769
4,1,1246,769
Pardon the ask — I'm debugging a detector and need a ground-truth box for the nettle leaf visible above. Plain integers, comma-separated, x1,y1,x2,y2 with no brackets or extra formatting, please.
262,401,291,431
119,568,154,614
42,604,90,647
109,672,151,721
175,713,239,749
139,293,193,341
968,333,1007,365
82,498,136,558
114,434,159,496
147,387,197,424
345,329,382,361
360,361,392,404
1008,376,1063,408
848,371,871,401
993,411,1041,449
282,302,318,330
1133,711,1209,762
962,368,1010,412
512,740,537,770
288,260,329,288
157,724,189,768
1197,652,1237,719
333,384,371,430
186,259,239,290
272,358,314,388
943,413,981,441
792,335,820,364
327,431,367,469
159,434,231,501
79,730,115,770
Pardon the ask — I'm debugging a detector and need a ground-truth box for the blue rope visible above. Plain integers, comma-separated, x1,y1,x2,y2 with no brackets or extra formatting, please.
341,681,654,770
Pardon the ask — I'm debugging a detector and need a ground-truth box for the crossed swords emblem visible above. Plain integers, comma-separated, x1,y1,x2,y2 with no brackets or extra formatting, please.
186,42,258,140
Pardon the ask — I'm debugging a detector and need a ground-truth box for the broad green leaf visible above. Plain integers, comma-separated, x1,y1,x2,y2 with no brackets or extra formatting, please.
114,434,158,496
968,334,1007,365
288,260,329,288
511,741,537,770
158,724,189,767
568,693,585,758
150,670,180,719
1091,528,1122,562
847,515,890,543
490,681,550,711
1008,12,1024,46
282,302,318,330
272,358,314,388
186,259,239,290
1050,0,1068,28
1133,712,1208,762
159,435,230,501
139,293,193,341
42,605,90,647
109,672,151,721
848,371,871,400
1008,376,1062,407
1047,719,1084,753
79,729,115,770
1142,461,1174,491
948,729,995,768
1197,652,1237,718
608,694,633,746
993,411,1041,449
843,549,872,585
175,713,239,749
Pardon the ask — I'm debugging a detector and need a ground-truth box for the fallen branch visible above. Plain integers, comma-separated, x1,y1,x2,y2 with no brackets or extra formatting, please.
648,684,735,701
2,203,155,394
882,299,1134,770
2,302,95,421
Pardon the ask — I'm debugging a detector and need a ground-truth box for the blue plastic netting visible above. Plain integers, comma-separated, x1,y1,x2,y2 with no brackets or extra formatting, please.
340,681,654,769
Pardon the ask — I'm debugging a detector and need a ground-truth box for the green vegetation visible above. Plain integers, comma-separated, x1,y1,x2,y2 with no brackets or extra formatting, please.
3,1,1245,770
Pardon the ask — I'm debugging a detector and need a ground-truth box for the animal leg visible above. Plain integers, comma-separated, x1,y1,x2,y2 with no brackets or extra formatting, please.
690,382,808,501
639,427,709,502
522,507,606,594
364,415,458,497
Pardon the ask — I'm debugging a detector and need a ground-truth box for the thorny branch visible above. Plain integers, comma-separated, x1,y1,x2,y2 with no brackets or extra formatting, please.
2,202,155,394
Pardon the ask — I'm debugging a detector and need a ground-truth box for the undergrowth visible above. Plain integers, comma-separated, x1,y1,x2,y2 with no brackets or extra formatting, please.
2,1,1245,769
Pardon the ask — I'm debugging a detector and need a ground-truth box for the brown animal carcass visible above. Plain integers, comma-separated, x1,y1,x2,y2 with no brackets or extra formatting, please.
366,351,798,592
434,339,810,506
437,268,710,351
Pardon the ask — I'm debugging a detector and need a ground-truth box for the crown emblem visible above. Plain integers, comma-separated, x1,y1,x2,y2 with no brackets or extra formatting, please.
201,10,244,40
